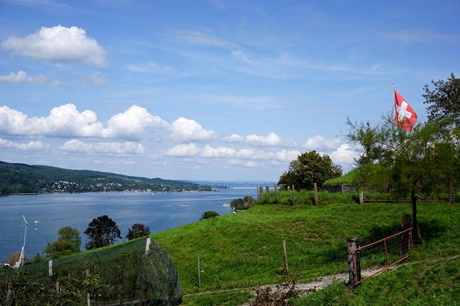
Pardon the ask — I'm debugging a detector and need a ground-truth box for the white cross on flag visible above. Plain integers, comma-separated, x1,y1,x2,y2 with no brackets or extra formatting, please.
394,89,417,132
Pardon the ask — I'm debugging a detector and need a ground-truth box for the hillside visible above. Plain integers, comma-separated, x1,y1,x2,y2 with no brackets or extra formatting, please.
0,161,212,195
1,191,458,305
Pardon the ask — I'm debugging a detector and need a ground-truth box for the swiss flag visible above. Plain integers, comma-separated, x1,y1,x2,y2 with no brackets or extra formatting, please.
394,89,417,132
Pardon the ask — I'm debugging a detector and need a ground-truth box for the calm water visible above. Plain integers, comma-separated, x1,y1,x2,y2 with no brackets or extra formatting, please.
0,188,257,262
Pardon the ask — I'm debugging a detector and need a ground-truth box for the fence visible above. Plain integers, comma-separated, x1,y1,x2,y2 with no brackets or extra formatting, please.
347,227,413,289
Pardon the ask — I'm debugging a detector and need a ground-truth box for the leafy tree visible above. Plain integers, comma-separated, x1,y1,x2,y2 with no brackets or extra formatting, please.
347,116,451,244
200,211,220,220
230,196,256,210
43,226,81,258
84,215,121,250
125,223,151,240
422,73,460,200
278,150,342,190
423,73,460,127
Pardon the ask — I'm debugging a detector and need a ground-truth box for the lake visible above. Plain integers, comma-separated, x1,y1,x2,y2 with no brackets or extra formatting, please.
0,187,258,262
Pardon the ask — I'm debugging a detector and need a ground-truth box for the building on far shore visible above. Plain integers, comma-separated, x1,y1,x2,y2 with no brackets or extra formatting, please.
2,252,32,268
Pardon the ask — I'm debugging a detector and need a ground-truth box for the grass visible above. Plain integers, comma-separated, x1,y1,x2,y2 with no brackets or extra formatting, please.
2,190,459,305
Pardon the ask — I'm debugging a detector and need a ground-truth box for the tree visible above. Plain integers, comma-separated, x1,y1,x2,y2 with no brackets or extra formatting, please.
43,226,81,259
278,150,342,190
84,215,121,250
347,116,451,244
125,223,151,240
423,73,460,201
423,73,460,127
200,211,219,220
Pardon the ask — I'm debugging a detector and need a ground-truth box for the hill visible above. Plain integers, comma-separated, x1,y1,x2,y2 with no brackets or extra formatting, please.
1,191,458,305
0,161,212,195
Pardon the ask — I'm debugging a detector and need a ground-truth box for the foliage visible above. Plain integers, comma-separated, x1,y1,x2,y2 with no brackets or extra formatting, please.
0,160,212,195
323,169,358,185
278,150,342,190
1,195,460,305
84,215,121,250
230,195,256,210
200,210,220,220
44,226,81,259
125,223,151,240
423,73,460,127
346,116,455,243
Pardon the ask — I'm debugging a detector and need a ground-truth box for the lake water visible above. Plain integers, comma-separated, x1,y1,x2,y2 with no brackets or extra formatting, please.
0,187,257,262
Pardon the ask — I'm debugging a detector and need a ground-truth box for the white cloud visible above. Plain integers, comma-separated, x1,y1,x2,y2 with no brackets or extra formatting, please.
0,70,47,84
329,143,359,172
1,25,107,66
223,132,296,147
102,105,168,140
302,135,341,150
0,138,46,151
170,117,216,142
0,104,169,140
165,143,200,156
59,139,144,155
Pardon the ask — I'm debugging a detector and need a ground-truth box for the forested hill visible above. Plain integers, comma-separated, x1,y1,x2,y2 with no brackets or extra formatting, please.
0,161,212,195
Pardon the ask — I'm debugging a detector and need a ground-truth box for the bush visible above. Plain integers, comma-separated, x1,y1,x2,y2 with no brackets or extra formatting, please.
230,196,256,211
200,211,220,220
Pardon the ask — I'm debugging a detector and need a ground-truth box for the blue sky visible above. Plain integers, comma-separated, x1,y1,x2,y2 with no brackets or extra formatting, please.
0,0,459,182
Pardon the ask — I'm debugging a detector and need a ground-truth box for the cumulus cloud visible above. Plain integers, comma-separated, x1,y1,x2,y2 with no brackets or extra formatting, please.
0,104,103,137
329,143,359,172
0,70,47,84
223,132,296,147
302,135,341,150
166,143,300,163
170,117,215,142
0,104,169,140
59,139,144,155
1,25,107,66
102,105,169,140
0,138,46,151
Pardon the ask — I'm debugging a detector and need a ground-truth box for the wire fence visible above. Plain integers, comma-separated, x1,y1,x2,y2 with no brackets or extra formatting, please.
0,237,183,305
348,227,413,288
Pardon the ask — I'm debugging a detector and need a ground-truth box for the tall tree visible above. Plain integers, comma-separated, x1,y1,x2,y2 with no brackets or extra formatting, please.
43,226,81,259
347,117,450,243
125,223,151,240
84,215,121,250
423,73,460,127
278,150,342,190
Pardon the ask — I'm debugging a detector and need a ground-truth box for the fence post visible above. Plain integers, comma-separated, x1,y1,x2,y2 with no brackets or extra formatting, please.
347,237,361,289
274,185,279,204
48,259,53,277
197,256,201,291
259,187,263,201
291,185,295,204
359,187,364,205
314,183,318,206
265,186,269,202
283,240,289,275
145,236,151,255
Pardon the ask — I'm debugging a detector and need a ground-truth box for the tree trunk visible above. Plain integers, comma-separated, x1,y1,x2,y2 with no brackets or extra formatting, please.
411,191,424,244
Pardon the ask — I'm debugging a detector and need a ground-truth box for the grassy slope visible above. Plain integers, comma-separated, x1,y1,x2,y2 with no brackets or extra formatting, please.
149,196,460,305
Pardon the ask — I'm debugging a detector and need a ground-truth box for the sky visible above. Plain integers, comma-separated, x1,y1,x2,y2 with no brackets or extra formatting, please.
0,0,459,182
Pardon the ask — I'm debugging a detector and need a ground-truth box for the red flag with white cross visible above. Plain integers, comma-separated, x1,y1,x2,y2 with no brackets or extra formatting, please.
394,89,417,132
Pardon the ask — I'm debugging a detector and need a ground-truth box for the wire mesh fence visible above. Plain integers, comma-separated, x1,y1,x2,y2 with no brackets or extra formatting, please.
0,237,183,305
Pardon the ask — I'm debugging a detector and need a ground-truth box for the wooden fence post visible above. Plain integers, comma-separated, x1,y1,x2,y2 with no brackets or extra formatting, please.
291,185,295,204
274,185,278,204
145,236,151,255
48,259,53,277
197,256,201,291
347,237,361,289
265,186,269,202
314,183,318,206
359,187,364,205
283,240,289,275
259,187,263,201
